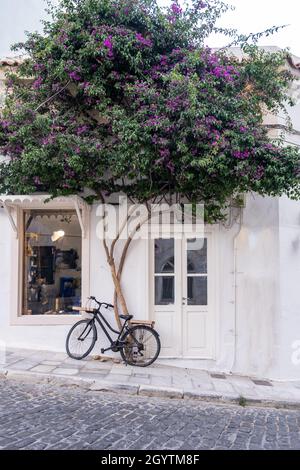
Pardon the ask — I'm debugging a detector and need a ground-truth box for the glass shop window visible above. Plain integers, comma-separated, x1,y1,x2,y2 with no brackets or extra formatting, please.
22,210,82,315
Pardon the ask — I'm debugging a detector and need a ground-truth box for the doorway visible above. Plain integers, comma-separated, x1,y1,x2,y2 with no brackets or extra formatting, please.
150,234,215,358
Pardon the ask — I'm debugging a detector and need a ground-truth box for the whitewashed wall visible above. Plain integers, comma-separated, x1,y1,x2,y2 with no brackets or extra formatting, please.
1,197,300,380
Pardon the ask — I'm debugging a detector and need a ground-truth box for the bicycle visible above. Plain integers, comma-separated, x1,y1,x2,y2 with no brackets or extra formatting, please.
66,296,161,367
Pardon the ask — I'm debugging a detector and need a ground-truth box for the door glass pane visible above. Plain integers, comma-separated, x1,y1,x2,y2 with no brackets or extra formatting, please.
155,276,174,305
155,239,174,273
187,276,207,305
187,238,207,274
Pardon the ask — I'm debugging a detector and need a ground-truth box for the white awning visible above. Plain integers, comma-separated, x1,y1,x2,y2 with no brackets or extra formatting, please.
0,194,90,238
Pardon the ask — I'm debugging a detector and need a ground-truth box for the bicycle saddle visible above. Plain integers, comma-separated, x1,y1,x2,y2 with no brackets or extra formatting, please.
119,314,133,321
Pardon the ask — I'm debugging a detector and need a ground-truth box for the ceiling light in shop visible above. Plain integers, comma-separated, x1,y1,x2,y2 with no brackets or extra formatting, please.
51,230,65,242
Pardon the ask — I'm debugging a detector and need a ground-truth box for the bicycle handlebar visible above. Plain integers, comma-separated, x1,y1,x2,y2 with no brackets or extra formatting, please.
88,297,114,309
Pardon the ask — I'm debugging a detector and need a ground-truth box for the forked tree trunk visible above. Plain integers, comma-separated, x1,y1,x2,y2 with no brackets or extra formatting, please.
112,237,134,320
103,216,150,328
101,199,174,329
102,241,125,329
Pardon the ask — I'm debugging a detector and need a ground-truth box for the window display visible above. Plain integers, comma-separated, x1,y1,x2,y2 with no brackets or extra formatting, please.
23,210,82,315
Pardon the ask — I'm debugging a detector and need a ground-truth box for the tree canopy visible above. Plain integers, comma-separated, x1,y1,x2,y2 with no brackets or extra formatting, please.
0,0,299,221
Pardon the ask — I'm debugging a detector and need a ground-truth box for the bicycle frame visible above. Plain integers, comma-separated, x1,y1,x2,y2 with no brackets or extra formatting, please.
93,308,128,345
78,307,135,354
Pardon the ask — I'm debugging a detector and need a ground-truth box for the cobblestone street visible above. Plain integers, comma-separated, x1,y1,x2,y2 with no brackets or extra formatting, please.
0,378,300,450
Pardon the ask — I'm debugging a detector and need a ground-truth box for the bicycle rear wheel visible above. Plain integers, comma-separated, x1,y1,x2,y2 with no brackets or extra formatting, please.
120,325,161,367
66,319,97,360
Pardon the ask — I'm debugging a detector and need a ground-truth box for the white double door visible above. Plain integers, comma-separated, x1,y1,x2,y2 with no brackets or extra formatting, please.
151,234,215,358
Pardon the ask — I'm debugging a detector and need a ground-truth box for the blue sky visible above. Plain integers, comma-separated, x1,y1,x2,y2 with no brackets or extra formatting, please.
0,0,299,58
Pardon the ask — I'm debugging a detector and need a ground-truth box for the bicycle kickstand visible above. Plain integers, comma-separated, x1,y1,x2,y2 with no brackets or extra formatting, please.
100,347,112,354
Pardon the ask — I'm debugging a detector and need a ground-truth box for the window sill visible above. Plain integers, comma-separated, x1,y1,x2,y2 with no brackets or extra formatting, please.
11,314,83,326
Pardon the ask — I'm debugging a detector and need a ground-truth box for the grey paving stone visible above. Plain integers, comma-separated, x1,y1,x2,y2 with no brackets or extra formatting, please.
8,360,39,371
52,367,80,376
105,374,130,383
83,361,113,370
30,365,56,373
212,379,235,393
128,377,151,385
41,361,63,366
79,371,109,380
150,375,172,387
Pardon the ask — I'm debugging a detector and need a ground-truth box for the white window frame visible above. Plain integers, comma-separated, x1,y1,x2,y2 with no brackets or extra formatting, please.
6,196,90,325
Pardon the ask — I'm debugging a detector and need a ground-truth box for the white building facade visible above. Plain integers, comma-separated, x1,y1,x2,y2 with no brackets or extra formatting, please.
1,53,300,381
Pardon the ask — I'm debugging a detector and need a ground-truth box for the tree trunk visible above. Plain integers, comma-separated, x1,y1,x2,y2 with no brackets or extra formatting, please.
102,239,124,329
102,211,151,328
112,216,150,319
113,235,135,318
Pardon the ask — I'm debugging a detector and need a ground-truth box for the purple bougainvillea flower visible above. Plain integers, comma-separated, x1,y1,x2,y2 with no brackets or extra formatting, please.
171,3,182,15
80,81,91,91
76,125,89,135
254,165,265,180
34,176,41,185
69,70,81,81
135,33,152,48
233,150,251,160
103,35,114,57
197,0,207,9
33,63,45,71
103,36,113,49
166,160,175,174
42,134,56,145
57,31,68,45
0,120,11,129
32,76,43,89
159,148,170,158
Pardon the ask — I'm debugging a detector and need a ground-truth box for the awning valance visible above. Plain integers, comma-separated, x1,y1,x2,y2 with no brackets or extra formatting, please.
0,194,90,238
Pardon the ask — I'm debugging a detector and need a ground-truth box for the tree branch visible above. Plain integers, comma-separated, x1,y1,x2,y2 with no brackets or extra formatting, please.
263,123,300,136
35,81,71,112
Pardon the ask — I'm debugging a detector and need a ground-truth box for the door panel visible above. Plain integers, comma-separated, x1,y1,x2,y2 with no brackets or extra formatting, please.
184,311,207,351
154,309,180,357
182,235,212,357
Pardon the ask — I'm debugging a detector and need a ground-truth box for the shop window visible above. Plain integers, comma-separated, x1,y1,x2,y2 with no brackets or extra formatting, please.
22,209,82,315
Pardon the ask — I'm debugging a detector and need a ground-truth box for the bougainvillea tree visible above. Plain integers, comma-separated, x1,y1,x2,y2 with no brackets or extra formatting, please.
0,0,299,319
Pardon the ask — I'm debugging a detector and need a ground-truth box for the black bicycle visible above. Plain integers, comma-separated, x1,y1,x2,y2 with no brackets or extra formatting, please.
66,296,161,367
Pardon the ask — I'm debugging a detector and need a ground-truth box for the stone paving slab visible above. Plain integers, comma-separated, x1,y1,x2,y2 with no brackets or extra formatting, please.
1,347,300,409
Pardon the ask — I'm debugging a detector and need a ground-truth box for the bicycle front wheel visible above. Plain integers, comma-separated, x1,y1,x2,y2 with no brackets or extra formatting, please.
66,319,97,360
120,325,161,367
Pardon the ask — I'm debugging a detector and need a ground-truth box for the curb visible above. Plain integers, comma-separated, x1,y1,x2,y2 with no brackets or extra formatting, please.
90,380,138,395
139,384,183,399
1,369,94,389
1,368,300,410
